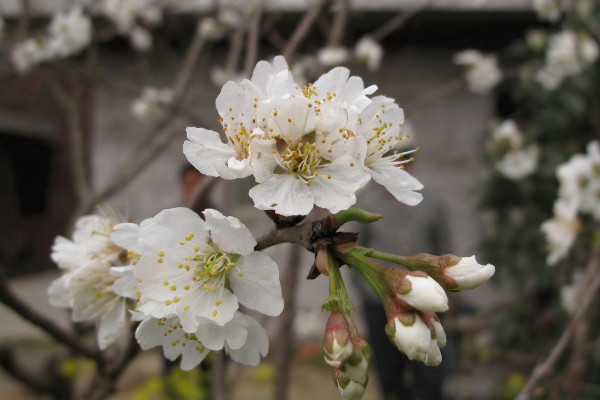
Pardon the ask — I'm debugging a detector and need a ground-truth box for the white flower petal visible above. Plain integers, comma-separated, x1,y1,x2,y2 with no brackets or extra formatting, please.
226,314,269,366
230,252,284,316
110,223,140,253
184,127,248,179
368,164,423,206
97,298,127,349
249,174,314,216
203,209,256,255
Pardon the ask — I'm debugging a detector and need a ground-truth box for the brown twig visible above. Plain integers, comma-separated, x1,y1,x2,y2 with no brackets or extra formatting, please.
370,1,433,42
86,21,207,212
0,266,103,363
224,18,247,79
211,350,227,400
49,81,93,208
16,0,31,38
327,0,350,48
516,246,600,400
271,245,303,400
243,3,263,78
283,0,331,63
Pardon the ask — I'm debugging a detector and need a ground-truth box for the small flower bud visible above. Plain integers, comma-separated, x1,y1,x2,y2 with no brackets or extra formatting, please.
424,338,443,366
398,274,449,312
430,316,447,349
445,256,495,290
334,368,368,400
341,337,370,385
385,313,431,361
323,312,353,368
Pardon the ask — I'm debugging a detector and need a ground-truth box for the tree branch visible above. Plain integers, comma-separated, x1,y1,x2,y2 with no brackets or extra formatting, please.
370,1,433,42
0,266,103,363
283,0,331,63
86,21,207,212
327,0,350,48
516,246,600,400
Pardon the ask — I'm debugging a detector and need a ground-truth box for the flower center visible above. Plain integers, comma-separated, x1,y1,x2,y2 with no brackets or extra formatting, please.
277,141,323,183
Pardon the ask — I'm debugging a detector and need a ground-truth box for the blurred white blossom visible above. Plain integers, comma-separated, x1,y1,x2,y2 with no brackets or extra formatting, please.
532,0,561,22
454,49,502,94
355,37,383,72
496,145,539,181
317,46,351,67
131,87,173,121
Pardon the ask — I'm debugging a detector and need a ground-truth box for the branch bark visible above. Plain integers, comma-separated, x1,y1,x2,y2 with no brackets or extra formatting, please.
271,245,302,400
283,0,331,63
86,21,207,213
327,0,350,48
516,246,600,400
0,266,103,363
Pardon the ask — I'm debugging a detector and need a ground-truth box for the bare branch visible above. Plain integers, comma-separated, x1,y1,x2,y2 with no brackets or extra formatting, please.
49,81,93,207
516,246,600,400
16,0,31,38
271,245,303,400
327,0,350,48
224,19,248,78
370,1,433,42
86,21,208,212
0,266,103,363
283,0,331,63
243,4,264,78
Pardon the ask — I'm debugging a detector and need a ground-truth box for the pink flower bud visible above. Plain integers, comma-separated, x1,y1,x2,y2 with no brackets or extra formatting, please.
323,312,353,368
334,368,368,400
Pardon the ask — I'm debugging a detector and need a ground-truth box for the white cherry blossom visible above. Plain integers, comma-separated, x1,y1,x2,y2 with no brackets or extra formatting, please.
356,96,423,205
454,49,502,94
48,209,130,349
121,207,283,332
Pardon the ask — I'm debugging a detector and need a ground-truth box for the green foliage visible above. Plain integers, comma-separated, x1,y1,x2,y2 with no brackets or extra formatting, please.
133,367,209,400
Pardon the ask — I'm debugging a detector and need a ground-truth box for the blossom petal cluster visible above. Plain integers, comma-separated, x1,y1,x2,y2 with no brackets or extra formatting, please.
532,0,562,22
100,0,163,52
488,120,539,181
542,141,600,265
536,30,599,91
454,49,502,94
184,56,423,216
12,7,92,73
131,87,173,122
48,208,130,350
541,141,600,265
111,207,283,369
355,37,383,72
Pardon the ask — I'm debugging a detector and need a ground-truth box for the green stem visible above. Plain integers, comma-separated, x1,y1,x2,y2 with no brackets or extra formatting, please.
333,247,388,301
329,253,354,314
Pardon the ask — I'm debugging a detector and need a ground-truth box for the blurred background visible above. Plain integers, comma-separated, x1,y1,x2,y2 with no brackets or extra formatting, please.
0,0,599,399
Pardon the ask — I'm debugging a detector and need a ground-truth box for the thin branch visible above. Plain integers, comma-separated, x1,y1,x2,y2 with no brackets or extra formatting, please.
243,4,263,78
86,21,207,212
224,19,247,78
370,1,433,42
516,246,600,400
271,245,302,400
403,76,465,121
211,350,227,400
16,0,31,38
283,0,331,63
183,176,218,212
49,81,93,207
0,265,103,363
327,0,350,48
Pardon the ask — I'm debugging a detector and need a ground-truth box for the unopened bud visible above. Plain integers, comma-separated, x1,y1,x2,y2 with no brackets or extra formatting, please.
385,313,431,361
445,256,495,290
429,315,447,349
334,368,367,400
341,337,370,385
323,312,353,368
397,274,449,312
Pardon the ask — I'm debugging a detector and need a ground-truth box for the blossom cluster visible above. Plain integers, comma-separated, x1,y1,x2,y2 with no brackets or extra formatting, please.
542,141,600,265
532,0,562,22
50,207,283,369
184,56,423,217
453,49,502,94
536,29,599,91
488,120,539,181
131,87,173,122
99,0,163,52
11,8,92,73
48,207,130,350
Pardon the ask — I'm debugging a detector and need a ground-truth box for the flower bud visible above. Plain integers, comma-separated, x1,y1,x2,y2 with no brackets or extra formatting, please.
445,256,495,290
397,274,449,312
323,312,353,368
341,337,370,385
385,313,431,361
334,368,367,400
430,315,447,349
424,338,442,366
